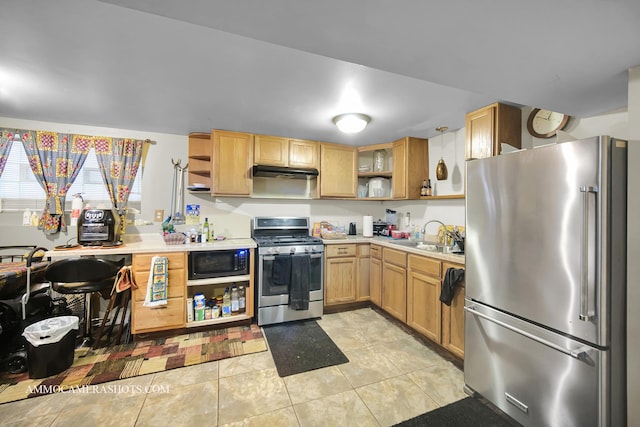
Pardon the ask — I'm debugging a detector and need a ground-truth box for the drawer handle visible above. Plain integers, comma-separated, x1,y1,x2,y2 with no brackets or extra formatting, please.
465,305,591,360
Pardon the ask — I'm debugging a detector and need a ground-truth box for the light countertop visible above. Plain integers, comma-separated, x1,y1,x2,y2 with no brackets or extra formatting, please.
322,235,465,264
45,234,257,258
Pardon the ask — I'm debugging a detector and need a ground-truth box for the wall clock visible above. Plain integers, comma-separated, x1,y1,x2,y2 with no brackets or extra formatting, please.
526,108,569,139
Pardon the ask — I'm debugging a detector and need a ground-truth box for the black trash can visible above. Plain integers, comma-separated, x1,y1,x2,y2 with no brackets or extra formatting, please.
22,316,79,379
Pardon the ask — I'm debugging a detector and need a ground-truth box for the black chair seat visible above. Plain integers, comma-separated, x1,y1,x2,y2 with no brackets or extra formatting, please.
51,279,114,295
45,257,125,345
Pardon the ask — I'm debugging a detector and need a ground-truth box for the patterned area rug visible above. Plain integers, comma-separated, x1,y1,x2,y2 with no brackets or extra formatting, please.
0,324,266,404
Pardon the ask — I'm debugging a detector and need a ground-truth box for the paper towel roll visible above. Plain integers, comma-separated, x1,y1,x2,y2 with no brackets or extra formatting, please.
363,215,373,237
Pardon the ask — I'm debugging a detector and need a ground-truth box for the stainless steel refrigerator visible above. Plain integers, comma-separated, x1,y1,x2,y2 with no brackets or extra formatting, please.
464,136,627,427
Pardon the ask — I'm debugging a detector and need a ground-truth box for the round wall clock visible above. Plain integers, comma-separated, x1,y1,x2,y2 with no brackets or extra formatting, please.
527,108,569,139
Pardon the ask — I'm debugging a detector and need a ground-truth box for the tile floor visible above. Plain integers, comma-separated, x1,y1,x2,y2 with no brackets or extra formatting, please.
0,307,467,427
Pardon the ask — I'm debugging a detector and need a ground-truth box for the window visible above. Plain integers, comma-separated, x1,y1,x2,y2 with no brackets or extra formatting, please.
0,142,142,211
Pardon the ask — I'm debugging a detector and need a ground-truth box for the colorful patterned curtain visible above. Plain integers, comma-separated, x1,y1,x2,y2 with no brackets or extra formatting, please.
93,137,145,231
21,131,91,234
0,129,18,177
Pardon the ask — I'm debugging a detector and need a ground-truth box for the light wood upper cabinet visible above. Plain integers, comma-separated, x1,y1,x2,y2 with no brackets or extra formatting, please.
212,130,253,196
254,136,318,169
289,139,318,169
392,137,429,200
465,102,521,160
319,142,357,198
254,135,288,167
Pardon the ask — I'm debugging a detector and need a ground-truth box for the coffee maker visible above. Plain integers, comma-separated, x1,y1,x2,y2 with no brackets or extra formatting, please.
77,209,121,246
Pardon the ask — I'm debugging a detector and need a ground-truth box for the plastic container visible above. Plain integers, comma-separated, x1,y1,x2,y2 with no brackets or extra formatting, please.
22,316,79,379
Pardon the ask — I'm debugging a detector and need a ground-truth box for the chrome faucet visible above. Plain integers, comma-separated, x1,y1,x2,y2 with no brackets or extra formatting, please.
421,219,446,235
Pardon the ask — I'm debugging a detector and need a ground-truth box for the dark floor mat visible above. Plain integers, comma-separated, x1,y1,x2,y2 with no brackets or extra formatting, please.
263,319,348,377
394,396,521,427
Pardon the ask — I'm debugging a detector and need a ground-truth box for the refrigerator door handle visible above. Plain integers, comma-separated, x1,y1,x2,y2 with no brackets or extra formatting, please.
579,185,597,322
465,305,591,360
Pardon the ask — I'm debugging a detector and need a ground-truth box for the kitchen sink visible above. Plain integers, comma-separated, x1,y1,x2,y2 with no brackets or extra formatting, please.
389,240,449,253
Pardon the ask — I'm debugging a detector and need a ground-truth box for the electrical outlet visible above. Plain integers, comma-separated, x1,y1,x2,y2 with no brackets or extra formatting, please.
154,209,164,222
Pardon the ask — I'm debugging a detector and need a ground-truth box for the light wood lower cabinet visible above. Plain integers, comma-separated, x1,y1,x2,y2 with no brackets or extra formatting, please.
324,244,357,305
131,252,186,334
407,255,442,343
441,261,465,359
382,248,407,322
369,245,382,306
356,244,370,301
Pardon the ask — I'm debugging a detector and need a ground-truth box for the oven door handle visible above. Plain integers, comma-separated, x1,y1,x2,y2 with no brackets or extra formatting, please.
309,253,323,259
262,255,276,261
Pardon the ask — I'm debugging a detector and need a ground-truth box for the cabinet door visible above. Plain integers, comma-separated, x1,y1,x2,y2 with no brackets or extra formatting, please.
254,135,289,166
212,130,253,195
356,244,370,301
324,256,357,305
465,105,496,160
289,139,318,169
319,143,357,198
407,270,442,343
370,256,382,306
441,262,465,359
392,139,407,199
382,263,407,322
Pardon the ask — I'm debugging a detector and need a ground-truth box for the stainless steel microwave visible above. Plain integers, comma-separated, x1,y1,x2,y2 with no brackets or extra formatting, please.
188,249,250,280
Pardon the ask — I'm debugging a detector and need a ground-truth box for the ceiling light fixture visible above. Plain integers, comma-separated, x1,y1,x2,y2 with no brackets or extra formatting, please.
435,126,448,181
332,113,371,134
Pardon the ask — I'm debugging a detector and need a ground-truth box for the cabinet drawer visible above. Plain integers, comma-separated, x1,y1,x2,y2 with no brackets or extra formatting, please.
326,244,357,258
132,297,185,333
409,254,441,279
133,269,186,302
357,244,370,257
383,248,407,268
133,252,186,271
370,245,381,259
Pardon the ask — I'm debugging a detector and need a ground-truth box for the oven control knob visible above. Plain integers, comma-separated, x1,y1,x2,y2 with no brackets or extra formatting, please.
272,247,280,255
290,247,296,254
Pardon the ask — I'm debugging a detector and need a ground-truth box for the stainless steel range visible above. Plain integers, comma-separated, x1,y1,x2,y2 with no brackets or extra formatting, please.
252,217,324,326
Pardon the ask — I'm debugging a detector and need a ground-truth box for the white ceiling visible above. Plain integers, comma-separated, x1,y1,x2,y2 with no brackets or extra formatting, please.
1,0,639,145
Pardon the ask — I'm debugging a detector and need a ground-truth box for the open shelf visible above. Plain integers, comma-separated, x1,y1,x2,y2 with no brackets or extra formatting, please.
186,313,251,328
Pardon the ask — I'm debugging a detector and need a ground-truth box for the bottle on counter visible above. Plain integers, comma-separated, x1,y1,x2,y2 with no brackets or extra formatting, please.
426,179,432,196
420,179,428,196
202,218,210,242
222,287,231,317
231,285,239,314
238,285,246,313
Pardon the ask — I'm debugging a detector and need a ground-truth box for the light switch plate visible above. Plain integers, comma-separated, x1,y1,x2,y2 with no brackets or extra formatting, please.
154,209,164,222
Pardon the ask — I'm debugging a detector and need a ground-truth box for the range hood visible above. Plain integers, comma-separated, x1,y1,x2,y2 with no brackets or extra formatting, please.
252,165,319,179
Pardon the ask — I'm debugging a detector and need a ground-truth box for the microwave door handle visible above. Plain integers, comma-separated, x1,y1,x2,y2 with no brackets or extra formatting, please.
580,185,597,322
234,253,238,270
